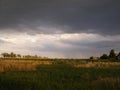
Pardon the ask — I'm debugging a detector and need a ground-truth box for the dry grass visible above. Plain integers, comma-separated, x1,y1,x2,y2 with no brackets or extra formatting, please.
0,60,53,72
1,60,120,72
74,62,120,68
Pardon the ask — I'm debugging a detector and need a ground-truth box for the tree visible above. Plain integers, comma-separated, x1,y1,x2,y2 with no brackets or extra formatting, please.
10,52,16,58
90,56,94,59
116,52,120,60
109,49,116,59
24,55,31,59
100,54,108,59
17,54,21,58
1,53,9,58
34,55,38,58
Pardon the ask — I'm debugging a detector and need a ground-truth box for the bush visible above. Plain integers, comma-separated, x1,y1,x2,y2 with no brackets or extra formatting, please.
100,54,108,59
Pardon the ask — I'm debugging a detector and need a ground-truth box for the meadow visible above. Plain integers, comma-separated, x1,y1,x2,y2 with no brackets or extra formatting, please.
0,59,120,90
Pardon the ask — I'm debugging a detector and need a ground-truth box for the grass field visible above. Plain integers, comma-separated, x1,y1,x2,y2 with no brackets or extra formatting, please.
0,59,120,90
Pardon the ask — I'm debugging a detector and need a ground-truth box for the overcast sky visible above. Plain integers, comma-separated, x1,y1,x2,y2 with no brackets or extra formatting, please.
0,0,120,58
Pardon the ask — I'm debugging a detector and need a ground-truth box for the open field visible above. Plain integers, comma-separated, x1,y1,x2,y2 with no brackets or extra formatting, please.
0,59,120,90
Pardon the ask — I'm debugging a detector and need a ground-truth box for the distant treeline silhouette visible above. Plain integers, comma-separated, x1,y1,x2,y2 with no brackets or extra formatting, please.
0,52,48,59
100,49,120,60
90,49,120,60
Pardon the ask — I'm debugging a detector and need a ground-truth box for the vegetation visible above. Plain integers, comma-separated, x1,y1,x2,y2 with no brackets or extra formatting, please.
0,52,48,60
100,54,108,59
0,50,120,90
90,49,120,61
109,49,116,59
0,61,120,90
117,52,120,60
0,60,53,72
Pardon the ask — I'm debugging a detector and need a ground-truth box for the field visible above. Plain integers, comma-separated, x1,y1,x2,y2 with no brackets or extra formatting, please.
0,59,120,90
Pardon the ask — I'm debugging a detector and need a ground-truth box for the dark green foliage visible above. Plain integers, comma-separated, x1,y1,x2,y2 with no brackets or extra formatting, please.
0,64,120,90
90,56,94,59
116,52,120,60
109,49,116,59
100,54,108,59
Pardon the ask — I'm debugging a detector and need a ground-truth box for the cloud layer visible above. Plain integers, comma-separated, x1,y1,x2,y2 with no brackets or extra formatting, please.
0,0,120,58
0,0,120,35
0,33,120,58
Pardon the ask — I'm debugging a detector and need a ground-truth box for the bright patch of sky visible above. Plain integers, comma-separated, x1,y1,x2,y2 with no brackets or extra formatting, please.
0,33,120,58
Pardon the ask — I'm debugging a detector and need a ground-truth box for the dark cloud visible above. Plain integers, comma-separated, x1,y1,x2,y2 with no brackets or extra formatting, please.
0,0,120,35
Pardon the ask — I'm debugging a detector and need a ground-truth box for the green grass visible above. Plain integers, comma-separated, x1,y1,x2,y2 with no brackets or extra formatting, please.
0,64,120,90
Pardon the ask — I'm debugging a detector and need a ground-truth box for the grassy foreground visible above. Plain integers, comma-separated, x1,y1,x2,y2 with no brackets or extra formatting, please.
0,60,120,90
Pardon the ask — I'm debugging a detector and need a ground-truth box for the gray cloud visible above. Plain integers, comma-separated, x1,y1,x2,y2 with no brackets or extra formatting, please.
0,33,119,58
0,0,120,35
23,34,120,58
0,39,5,43
0,0,120,58
0,38,10,44
28,40,120,58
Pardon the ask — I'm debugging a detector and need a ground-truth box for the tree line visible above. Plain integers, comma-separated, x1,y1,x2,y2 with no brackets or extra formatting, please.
0,52,48,59
100,49,120,60
90,49,120,60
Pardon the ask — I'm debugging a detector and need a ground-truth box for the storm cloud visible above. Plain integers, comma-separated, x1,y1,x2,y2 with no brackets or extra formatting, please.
0,0,120,58
0,0,120,35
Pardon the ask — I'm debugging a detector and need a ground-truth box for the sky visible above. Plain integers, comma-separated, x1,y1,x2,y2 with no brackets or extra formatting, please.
0,0,120,58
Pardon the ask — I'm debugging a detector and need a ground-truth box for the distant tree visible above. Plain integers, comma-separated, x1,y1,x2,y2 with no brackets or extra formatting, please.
24,55,31,59
1,53,10,58
17,54,21,58
100,54,108,59
109,49,116,59
116,52,120,60
34,55,38,58
90,56,94,59
10,52,16,58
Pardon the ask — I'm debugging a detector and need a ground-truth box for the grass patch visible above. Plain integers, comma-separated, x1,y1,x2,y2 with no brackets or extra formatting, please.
0,63,120,90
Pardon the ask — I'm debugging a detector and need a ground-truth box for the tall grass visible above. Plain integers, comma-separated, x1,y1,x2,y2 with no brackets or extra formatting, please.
0,60,53,72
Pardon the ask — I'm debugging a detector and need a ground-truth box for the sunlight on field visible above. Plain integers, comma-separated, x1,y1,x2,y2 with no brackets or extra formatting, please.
0,60,53,72
1,60,120,72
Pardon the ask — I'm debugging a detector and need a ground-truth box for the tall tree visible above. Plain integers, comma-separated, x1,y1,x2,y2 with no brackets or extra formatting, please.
109,49,116,59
